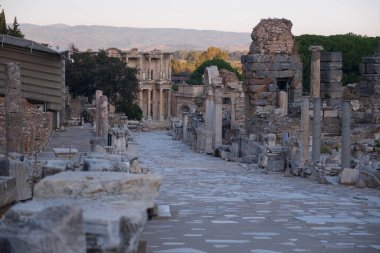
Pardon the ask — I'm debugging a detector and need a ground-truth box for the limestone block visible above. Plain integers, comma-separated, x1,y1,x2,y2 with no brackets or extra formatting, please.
274,54,289,63
127,141,140,158
52,148,78,160
321,52,342,62
84,157,129,172
321,61,343,70
322,70,343,83
10,199,147,253
366,63,380,74
42,159,74,178
9,160,32,201
0,176,16,207
0,204,86,253
362,56,380,64
320,82,342,92
34,171,162,206
249,84,267,93
341,168,360,185
265,133,276,147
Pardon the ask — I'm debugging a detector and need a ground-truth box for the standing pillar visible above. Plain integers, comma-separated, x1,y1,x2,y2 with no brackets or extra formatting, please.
148,56,152,80
214,98,223,148
230,97,236,128
341,100,351,168
159,88,163,120
147,89,151,120
139,89,143,116
300,98,310,165
160,57,163,80
182,112,189,143
95,90,103,136
99,95,108,144
152,88,157,120
5,63,23,154
139,57,143,80
167,89,172,119
309,45,323,163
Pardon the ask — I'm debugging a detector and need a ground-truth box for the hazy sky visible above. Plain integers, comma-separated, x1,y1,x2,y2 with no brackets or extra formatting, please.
1,0,379,36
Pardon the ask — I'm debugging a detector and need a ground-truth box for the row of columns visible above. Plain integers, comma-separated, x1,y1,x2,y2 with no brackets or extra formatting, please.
139,88,171,121
136,56,171,81
305,46,351,168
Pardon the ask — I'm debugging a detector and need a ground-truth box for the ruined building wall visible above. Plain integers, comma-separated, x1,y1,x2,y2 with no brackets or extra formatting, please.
343,47,380,143
242,18,303,136
0,97,53,155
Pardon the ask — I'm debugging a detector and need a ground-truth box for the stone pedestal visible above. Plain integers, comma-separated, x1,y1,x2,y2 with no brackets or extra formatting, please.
0,176,16,207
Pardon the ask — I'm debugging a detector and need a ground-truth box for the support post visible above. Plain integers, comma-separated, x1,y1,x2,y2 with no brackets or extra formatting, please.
159,88,163,121
309,46,323,163
300,98,310,165
147,89,151,120
5,63,23,154
99,95,108,144
341,100,351,168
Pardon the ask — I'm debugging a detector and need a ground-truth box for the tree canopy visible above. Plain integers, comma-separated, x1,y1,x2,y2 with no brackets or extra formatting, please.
0,8,24,38
295,34,377,91
187,58,242,85
66,48,141,119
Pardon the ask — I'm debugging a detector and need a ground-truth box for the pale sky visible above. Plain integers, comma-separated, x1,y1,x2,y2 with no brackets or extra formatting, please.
1,0,379,36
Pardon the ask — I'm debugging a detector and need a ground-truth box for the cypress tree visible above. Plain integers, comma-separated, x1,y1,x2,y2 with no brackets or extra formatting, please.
0,9,7,34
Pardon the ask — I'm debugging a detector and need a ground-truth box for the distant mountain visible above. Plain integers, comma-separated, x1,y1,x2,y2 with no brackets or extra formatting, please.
20,23,251,52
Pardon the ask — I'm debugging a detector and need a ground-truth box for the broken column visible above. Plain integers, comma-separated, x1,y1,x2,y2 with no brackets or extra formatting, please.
341,100,351,168
5,63,23,154
309,46,323,163
300,98,310,165
214,97,223,148
99,95,109,144
95,89,103,134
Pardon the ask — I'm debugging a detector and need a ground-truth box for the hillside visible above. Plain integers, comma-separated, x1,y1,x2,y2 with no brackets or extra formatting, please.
20,23,251,52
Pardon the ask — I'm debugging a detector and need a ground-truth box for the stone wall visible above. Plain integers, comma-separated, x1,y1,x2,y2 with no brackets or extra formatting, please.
320,52,343,137
0,97,53,155
242,54,303,131
249,18,294,55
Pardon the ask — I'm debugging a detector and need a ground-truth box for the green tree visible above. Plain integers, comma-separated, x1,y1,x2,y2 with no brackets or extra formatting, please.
295,34,377,92
0,9,7,34
7,17,24,38
66,49,141,117
188,58,242,85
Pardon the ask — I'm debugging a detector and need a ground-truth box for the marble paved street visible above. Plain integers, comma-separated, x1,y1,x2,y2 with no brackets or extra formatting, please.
137,131,380,253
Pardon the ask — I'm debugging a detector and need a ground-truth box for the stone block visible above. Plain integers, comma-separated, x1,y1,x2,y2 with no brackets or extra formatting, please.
320,82,342,92
0,204,86,253
322,70,343,83
252,99,269,106
274,70,295,78
321,52,342,62
34,171,162,207
341,168,360,185
9,160,32,201
83,157,129,172
362,56,380,64
249,84,267,93
42,159,73,178
274,54,289,63
10,199,147,253
127,141,139,158
321,61,342,70
52,148,78,159
366,63,380,74
0,176,16,207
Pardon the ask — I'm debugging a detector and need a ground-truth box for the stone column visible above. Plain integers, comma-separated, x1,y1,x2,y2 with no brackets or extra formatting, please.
160,57,163,80
300,98,310,165
182,112,189,143
309,46,323,97
152,88,157,120
5,63,23,154
159,88,164,121
231,98,236,128
167,89,172,118
309,46,323,163
341,100,351,168
139,57,143,80
214,97,223,148
139,89,143,116
99,95,108,144
95,90,103,136
278,91,288,115
147,89,152,120
148,56,152,80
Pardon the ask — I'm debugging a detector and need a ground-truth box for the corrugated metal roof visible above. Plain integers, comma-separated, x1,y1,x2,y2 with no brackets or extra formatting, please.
0,34,61,56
